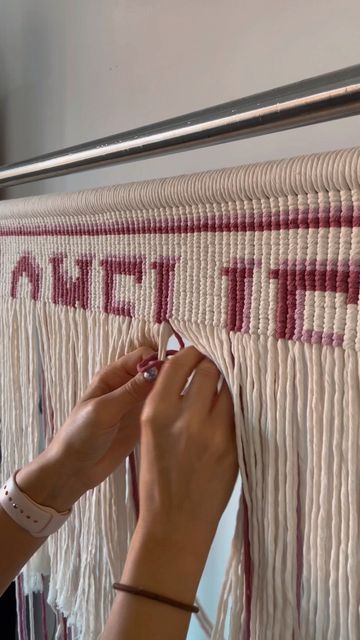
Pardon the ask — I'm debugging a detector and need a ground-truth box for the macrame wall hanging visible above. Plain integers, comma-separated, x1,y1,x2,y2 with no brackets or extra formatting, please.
0,146,359,640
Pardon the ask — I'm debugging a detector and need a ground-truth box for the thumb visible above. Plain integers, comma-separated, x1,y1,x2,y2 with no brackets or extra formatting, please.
118,372,155,410
95,372,154,425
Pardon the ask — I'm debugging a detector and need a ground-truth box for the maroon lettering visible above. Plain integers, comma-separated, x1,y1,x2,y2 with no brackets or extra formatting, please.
151,257,178,323
49,255,93,310
348,262,360,305
10,254,41,300
269,259,360,339
222,259,254,332
100,257,144,316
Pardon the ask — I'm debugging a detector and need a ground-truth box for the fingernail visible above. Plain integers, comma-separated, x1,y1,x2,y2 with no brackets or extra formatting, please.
142,367,159,382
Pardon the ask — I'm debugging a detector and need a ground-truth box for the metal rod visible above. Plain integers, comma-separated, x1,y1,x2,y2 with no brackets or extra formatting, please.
1,65,360,188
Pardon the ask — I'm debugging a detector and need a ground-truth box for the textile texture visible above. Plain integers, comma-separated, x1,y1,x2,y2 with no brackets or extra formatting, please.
0,146,359,639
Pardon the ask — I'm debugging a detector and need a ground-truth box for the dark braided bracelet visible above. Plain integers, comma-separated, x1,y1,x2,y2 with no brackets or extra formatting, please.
112,582,199,614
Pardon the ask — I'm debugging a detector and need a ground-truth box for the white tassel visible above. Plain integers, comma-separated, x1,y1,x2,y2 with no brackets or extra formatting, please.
36,305,170,638
1,294,360,639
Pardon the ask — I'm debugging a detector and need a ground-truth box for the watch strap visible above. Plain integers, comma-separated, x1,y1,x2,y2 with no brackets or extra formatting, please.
0,470,71,538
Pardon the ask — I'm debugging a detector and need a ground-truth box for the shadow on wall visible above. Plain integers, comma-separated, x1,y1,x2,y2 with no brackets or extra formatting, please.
0,51,6,200
0,100,6,201
0,3,67,199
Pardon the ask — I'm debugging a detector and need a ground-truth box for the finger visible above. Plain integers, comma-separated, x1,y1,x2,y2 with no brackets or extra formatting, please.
82,346,155,400
150,346,205,401
183,358,221,417
93,372,154,427
212,378,235,426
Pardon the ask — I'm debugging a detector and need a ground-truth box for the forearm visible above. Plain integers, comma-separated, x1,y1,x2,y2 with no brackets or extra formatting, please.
102,522,214,640
0,451,80,596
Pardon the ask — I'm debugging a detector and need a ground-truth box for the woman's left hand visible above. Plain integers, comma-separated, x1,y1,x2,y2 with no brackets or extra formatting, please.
16,347,154,512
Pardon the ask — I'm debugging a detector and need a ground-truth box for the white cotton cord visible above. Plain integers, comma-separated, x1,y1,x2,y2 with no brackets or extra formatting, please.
195,598,213,638
22,548,49,597
346,349,360,637
327,347,344,639
223,333,303,638
28,591,36,640
54,616,63,640
301,341,315,637
284,340,298,638
254,333,270,636
227,502,245,640
102,465,128,584
22,358,52,594
315,345,335,637
211,495,244,640
15,576,25,640
305,341,325,636
309,343,325,637
210,566,232,640
272,339,288,638
339,346,350,640
234,333,261,638
247,196,266,637
211,500,244,640
263,336,278,639
293,339,307,635
0,299,41,479
247,334,266,638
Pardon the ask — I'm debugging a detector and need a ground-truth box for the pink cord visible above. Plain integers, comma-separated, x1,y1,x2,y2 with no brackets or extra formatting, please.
129,451,140,519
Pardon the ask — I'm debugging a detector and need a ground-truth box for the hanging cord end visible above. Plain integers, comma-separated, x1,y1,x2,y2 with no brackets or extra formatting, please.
137,325,185,381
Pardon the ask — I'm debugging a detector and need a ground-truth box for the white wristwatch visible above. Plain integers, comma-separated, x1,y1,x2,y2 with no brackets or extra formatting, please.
0,470,72,537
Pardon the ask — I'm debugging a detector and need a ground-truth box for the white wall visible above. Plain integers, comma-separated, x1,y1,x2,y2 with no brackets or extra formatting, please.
1,0,360,201
1,1,360,637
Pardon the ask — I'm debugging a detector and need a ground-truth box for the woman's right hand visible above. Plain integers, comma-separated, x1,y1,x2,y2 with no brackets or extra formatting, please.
102,347,238,640
138,346,238,550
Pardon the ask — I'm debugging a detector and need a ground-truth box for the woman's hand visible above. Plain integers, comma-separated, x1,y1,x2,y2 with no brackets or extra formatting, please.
103,347,238,640
16,347,154,512
138,346,238,544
